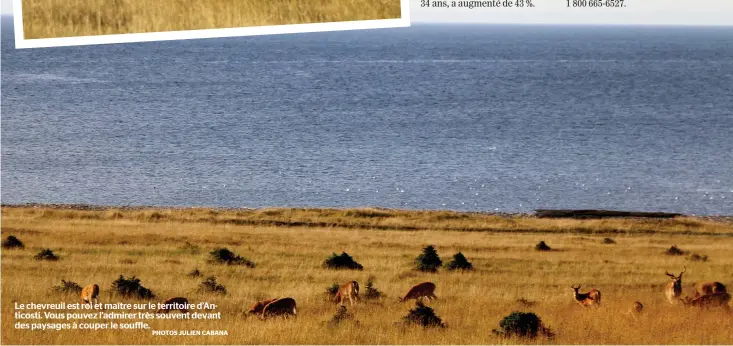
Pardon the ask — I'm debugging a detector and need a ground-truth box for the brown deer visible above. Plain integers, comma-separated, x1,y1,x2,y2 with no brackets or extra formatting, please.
680,292,731,309
664,266,686,304
693,281,727,297
80,284,100,305
570,285,601,307
399,282,437,303
260,297,297,320
334,281,360,306
248,298,277,316
156,297,190,313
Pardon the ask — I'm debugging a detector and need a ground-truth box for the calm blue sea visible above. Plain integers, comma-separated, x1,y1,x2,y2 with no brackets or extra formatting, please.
2,18,732,214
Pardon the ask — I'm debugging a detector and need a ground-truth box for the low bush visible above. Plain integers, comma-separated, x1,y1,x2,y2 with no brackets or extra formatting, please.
535,241,551,251
197,277,227,295
111,275,155,299
402,301,445,328
445,251,474,271
51,280,83,295
208,248,255,267
2,235,24,249
323,252,364,270
34,249,59,261
492,311,554,340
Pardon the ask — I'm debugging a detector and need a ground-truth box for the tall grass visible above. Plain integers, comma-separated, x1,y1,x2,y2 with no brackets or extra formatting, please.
2,206,732,344
21,0,402,39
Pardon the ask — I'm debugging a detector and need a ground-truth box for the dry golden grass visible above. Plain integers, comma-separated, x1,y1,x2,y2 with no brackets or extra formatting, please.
2,206,733,344
21,0,402,39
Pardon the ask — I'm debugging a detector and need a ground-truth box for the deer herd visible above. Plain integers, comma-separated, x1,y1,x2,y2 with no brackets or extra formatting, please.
76,267,729,323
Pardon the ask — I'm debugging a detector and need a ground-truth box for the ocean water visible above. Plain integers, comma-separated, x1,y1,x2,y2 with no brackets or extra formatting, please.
2,18,732,215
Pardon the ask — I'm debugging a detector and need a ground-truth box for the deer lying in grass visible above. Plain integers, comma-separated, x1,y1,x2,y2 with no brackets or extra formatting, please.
680,292,731,309
399,282,437,303
664,266,685,304
335,281,360,306
693,281,727,298
570,285,601,307
248,299,277,316
80,284,100,305
157,297,189,313
260,297,297,320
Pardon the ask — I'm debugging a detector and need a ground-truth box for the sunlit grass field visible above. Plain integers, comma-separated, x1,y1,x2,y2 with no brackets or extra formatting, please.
2,206,732,344
20,0,402,39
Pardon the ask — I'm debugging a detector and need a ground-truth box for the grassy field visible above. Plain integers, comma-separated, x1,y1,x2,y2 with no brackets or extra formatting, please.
2,205,732,344
20,0,402,39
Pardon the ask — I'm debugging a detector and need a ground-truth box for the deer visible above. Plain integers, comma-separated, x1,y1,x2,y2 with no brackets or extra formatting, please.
80,284,100,305
680,292,731,309
334,281,360,306
399,282,437,303
570,285,601,307
664,266,686,304
156,297,190,313
260,297,297,320
692,281,727,298
248,298,277,316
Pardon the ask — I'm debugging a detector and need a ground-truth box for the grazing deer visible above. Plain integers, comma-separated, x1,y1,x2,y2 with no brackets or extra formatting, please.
80,284,100,305
664,266,686,304
399,282,437,303
680,292,731,309
335,281,360,306
570,285,601,307
156,297,190,313
260,297,297,320
248,298,277,316
693,281,727,297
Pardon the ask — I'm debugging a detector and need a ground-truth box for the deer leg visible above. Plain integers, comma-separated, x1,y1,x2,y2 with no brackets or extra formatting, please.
349,295,354,306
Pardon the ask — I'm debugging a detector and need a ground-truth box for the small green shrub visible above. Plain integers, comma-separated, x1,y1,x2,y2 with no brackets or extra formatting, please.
323,252,364,270
416,245,442,272
208,248,255,267
492,311,554,339
445,251,473,271
34,249,59,261
2,235,25,249
402,301,445,328
602,238,616,244
111,275,155,299
197,277,227,295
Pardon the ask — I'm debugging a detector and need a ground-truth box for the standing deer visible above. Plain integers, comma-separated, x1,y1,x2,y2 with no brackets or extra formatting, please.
664,266,686,304
334,281,360,306
80,284,100,305
693,281,727,297
680,292,731,309
156,297,190,313
399,282,437,303
570,285,601,307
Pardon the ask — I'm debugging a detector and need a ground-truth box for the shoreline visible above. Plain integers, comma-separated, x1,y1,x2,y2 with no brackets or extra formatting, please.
2,203,733,225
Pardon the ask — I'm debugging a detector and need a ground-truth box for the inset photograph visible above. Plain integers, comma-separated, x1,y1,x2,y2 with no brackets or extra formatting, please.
19,0,403,39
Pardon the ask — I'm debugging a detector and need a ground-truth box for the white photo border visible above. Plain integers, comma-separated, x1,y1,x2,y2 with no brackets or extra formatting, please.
13,0,411,49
